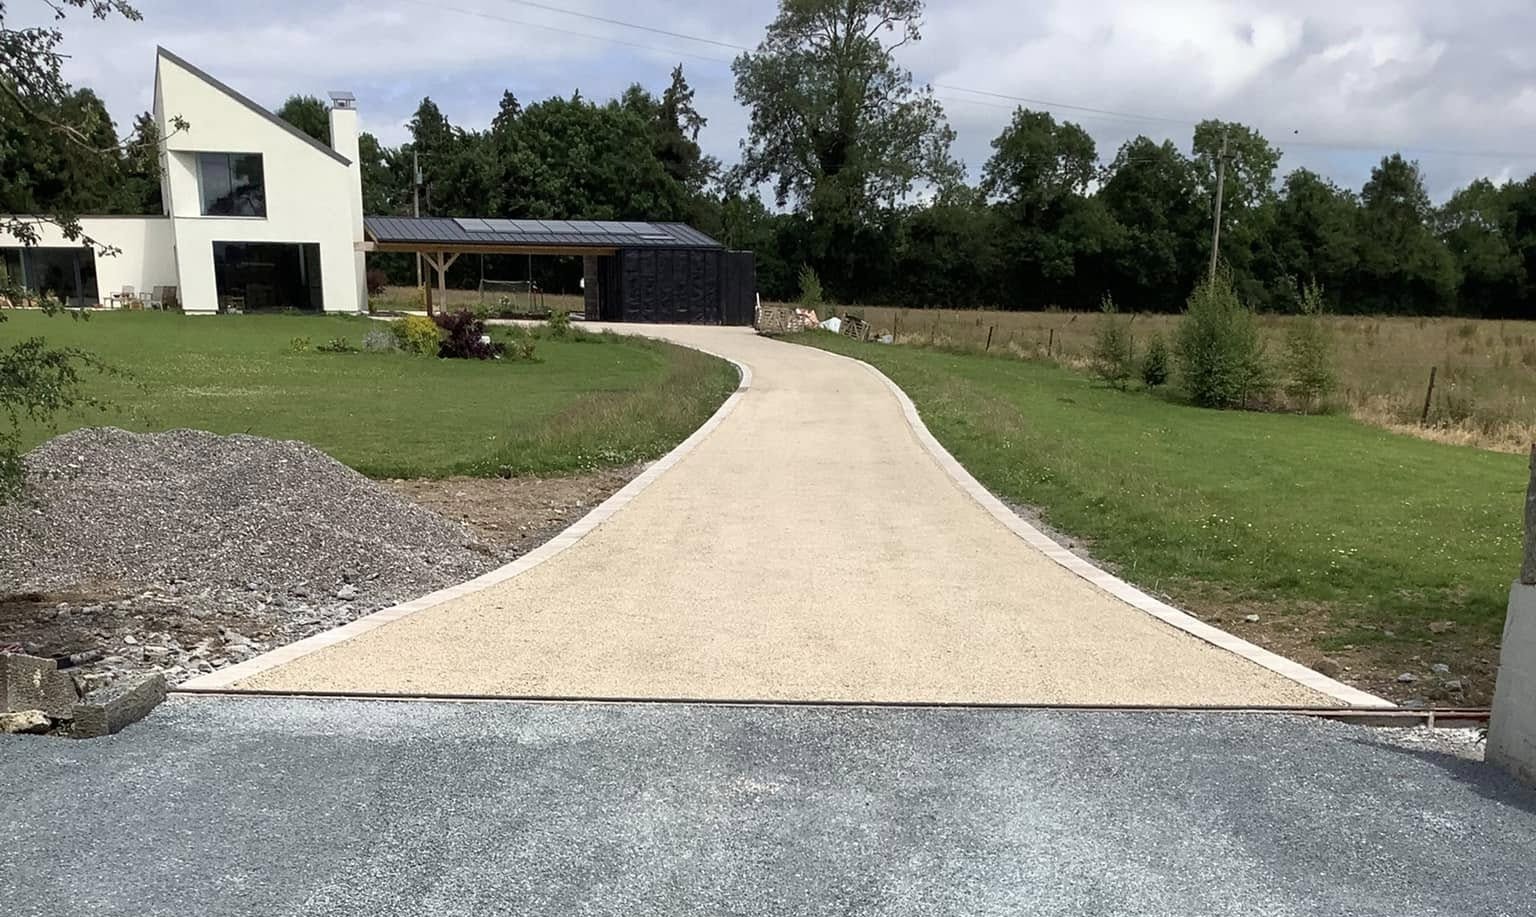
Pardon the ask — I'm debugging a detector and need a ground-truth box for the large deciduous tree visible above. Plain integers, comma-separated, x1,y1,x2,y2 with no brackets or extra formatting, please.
981,108,1096,208
1437,178,1525,317
980,109,1111,308
731,0,960,223
275,94,330,145
622,66,718,193
1,0,172,500
1355,154,1459,314
1192,120,1281,304
1266,169,1360,311
1098,136,1203,311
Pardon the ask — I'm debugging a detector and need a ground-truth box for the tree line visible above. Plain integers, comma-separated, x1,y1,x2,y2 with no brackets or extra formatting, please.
7,0,1536,319
287,0,1536,320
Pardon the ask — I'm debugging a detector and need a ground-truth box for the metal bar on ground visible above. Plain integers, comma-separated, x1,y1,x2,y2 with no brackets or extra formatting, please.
166,688,1491,728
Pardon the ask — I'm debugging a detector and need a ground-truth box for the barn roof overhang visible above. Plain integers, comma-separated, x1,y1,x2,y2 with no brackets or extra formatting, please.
362,216,724,256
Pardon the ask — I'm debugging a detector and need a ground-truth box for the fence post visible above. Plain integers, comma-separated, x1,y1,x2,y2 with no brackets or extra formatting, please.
1419,366,1438,425
1047,328,1055,356
1489,444,1536,785
985,326,994,352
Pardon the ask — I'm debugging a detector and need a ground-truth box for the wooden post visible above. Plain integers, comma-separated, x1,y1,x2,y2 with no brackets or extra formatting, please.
1420,366,1438,425
1048,328,1055,356
423,254,434,316
437,251,449,313
985,326,995,351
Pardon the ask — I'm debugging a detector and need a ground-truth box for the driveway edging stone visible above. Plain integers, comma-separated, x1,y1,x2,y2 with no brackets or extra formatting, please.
176,352,752,691
810,344,1391,708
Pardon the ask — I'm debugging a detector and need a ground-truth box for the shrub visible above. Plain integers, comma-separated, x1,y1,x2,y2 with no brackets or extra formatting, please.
391,315,440,356
546,308,572,338
289,336,311,353
510,337,537,361
316,337,358,353
797,265,824,309
1175,271,1269,408
365,269,388,296
434,309,505,359
362,328,397,352
1090,295,1135,390
1282,281,1337,412
1141,333,1170,388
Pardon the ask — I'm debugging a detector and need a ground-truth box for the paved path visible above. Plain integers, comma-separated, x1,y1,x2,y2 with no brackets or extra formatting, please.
3,698,1531,916
236,327,1327,705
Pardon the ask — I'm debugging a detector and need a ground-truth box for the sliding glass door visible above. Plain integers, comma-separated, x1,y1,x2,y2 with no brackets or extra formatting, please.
211,241,323,311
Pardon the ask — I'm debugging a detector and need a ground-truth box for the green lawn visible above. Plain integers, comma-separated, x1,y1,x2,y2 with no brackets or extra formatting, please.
5,311,738,478
793,331,1526,702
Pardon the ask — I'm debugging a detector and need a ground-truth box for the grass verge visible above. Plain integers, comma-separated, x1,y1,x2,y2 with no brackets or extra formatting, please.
791,330,1526,705
801,305,1536,453
6,311,738,479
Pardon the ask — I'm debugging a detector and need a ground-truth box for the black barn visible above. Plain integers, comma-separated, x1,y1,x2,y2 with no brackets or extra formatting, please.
363,217,755,325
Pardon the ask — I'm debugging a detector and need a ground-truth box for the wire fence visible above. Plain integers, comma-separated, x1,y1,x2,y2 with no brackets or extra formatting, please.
787,304,1536,452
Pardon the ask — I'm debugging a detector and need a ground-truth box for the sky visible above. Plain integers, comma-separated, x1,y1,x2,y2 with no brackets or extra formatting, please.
22,0,1536,201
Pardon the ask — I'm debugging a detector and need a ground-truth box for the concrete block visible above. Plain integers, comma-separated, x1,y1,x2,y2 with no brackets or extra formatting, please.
1523,445,1536,585
72,673,167,739
1,653,79,719
1490,582,1536,785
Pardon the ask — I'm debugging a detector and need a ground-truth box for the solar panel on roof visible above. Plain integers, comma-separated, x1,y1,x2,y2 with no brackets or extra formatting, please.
482,219,516,232
618,221,655,233
455,218,493,233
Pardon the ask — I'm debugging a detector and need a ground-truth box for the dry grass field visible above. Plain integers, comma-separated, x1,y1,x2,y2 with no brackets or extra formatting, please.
811,306,1536,453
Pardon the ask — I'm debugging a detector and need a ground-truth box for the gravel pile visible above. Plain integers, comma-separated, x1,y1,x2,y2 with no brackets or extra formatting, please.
1,428,509,686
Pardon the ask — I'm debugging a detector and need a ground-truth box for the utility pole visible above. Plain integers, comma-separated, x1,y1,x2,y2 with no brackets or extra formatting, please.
413,149,422,289
1208,130,1229,282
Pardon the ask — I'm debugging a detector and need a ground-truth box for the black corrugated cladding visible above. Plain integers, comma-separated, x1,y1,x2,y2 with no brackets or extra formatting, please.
720,252,756,326
584,248,755,325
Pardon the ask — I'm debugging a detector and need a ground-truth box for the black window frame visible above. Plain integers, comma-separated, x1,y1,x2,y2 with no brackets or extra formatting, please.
197,151,267,218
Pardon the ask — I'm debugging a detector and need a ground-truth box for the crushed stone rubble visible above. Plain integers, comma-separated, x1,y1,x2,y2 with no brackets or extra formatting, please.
1,427,510,689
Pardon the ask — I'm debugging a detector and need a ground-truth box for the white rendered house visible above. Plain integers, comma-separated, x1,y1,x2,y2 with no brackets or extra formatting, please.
0,48,366,313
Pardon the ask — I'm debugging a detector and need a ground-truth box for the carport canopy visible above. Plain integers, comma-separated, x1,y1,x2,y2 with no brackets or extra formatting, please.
360,216,725,313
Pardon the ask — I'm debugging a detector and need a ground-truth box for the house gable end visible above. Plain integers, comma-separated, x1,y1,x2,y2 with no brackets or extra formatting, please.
155,47,350,168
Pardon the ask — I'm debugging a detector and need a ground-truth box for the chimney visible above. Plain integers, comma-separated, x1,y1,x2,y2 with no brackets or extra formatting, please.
328,91,367,312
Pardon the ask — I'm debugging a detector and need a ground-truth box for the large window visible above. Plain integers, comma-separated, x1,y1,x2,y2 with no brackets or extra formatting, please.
0,246,98,307
198,152,266,217
212,241,322,311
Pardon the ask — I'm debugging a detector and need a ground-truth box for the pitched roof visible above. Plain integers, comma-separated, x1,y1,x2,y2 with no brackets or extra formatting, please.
364,216,726,250
155,47,351,168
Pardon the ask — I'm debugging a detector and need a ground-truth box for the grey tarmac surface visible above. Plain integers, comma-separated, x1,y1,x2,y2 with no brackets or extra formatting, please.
4,697,1534,917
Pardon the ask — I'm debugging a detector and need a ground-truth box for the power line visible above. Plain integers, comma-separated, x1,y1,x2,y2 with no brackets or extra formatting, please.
934,84,1194,127
494,0,752,52
394,0,737,64
408,0,1536,161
